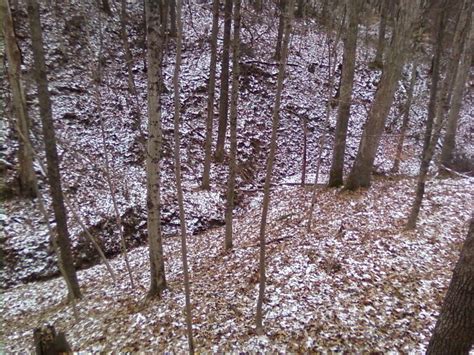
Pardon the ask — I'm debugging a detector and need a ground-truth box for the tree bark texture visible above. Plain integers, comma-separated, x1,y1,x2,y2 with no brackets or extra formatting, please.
26,0,81,299
201,0,219,189
145,0,167,298
224,0,241,251
327,0,360,188
427,218,474,354
255,0,294,334
344,0,419,191
1,0,37,198
215,0,233,162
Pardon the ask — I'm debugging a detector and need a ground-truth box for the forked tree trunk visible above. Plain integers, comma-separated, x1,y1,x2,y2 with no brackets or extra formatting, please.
426,218,474,354
1,0,37,198
215,0,233,162
145,0,167,298
201,0,219,189
327,0,360,188
172,0,194,351
26,0,81,300
224,0,241,251
391,61,418,173
344,0,419,191
255,0,294,334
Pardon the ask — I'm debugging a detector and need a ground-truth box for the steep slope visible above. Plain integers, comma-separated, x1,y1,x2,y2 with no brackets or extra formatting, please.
3,1,472,288
1,176,472,352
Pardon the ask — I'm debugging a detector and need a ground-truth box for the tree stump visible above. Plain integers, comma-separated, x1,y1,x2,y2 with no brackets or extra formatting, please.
33,325,71,355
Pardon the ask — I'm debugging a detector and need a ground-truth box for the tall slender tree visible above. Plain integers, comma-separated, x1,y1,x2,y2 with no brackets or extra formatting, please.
95,3,134,288
224,0,241,251
1,0,37,198
145,0,167,298
344,0,420,190
426,218,474,354
407,0,470,228
391,61,418,173
327,0,361,188
255,0,294,334
440,30,472,168
215,0,233,162
172,0,194,351
201,0,219,189
26,0,81,299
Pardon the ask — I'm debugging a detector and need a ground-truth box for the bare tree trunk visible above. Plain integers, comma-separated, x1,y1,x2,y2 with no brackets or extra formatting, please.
224,0,241,252
344,0,419,191
253,0,262,13
100,0,113,16
440,46,471,167
426,218,474,354
120,0,137,95
95,6,134,288
320,0,328,25
172,0,194,351
255,0,294,334
1,0,37,198
307,15,345,231
391,61,418,173
201,0,219,189
296,0,304,18
214,0,233,162
145,0,167,299
274,0,285,61
373,0,387,67
407,1,470,228
26,0,81,300
327,0,360,188
440,1,472,168
4,84,80,320
169,0,177,37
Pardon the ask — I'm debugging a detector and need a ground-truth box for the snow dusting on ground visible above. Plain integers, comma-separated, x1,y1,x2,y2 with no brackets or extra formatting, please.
1,176,472,352
1,0,473,352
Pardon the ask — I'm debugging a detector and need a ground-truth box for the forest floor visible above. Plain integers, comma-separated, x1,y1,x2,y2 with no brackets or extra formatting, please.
1,0,473,352
1,175,473,352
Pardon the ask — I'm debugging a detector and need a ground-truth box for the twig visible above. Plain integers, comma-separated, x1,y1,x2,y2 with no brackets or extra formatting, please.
63,195,117,283
242,59,300,67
